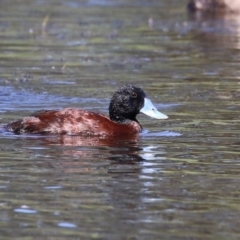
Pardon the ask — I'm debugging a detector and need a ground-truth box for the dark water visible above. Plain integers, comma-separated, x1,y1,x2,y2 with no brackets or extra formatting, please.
1,0,240,239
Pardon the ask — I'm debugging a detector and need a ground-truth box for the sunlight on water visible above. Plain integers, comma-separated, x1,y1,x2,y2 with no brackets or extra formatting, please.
14,208,38,214
57,222,77,228
141,130,182,137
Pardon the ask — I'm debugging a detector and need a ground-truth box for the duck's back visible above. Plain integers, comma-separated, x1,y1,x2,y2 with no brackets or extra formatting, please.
6,108,141,136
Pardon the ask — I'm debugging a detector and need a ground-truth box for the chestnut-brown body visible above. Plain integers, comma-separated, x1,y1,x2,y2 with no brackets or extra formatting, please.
7,108,142,136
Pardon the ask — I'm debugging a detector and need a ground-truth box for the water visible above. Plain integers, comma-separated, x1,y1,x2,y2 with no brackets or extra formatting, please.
1,0,240,239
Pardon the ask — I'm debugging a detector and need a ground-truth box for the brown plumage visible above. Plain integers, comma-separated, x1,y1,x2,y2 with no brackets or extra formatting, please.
7,109,141,136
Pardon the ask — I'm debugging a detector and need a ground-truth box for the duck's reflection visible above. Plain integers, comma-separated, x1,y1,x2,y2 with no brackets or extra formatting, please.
2,129,167,174
44,134,139,147
25,133,166,174
42,134,146,165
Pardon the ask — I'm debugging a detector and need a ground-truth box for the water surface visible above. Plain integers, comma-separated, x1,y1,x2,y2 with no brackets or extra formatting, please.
0,0,240,239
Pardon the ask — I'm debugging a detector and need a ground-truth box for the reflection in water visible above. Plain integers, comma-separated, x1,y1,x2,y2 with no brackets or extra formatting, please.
44,134,146,166
42,133,140,147
41,134,167,164
187,0,240,13
187,6,240,50
0,131,167,175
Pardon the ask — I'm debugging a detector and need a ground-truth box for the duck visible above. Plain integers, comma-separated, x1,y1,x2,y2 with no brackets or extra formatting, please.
6,84,168,136
187,0,240,13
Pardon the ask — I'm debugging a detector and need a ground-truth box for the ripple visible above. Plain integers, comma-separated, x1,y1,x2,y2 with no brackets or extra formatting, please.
14,208,38,214
44,186,63,190
141,130,181,137
57,222,77,228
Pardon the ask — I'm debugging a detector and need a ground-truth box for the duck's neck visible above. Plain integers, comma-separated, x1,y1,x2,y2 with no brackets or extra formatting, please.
109,113,140,126
109,114,125,123
109,99,139,124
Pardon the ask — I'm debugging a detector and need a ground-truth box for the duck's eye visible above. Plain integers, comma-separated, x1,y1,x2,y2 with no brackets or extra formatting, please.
131,92,137,98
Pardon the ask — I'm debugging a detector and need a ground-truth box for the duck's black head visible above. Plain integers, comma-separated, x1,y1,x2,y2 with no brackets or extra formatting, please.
109,84,168,123
109,84,145,123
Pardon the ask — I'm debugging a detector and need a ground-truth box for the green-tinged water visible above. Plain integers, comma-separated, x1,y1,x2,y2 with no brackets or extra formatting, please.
0,0,240,239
